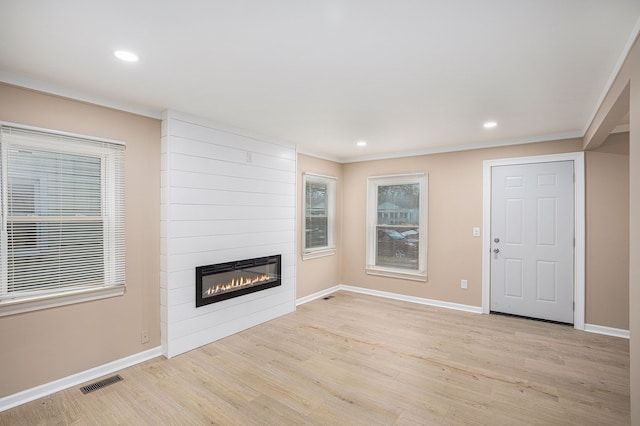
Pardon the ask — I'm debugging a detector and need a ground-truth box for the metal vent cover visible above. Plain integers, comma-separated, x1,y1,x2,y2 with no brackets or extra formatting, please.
80,375,123,394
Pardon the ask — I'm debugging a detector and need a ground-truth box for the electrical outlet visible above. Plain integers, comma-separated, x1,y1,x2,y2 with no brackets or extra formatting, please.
141,330,149,344
461,279,468,289
473,227,480,237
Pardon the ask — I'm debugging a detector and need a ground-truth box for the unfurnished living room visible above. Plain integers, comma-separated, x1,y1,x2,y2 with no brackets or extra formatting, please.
0,1,639,425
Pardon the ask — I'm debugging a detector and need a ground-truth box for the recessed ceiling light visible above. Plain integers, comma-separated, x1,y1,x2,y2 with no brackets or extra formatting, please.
356,140,367,147
114,50,139,62
483,121,498,129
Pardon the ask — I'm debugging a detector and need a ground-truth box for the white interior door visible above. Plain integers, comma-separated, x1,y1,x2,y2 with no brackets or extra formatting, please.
490,161,574,323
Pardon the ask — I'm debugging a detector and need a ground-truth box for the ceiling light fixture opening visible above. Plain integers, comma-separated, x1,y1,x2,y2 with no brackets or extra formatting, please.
356,140,367,147
483,121,498,129
114,50,139,62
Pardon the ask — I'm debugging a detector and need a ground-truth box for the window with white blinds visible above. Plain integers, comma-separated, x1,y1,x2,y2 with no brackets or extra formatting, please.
0,125,125,314
303,173,336,259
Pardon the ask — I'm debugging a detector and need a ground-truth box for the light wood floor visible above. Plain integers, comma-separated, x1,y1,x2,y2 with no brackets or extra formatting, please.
0,291,630,425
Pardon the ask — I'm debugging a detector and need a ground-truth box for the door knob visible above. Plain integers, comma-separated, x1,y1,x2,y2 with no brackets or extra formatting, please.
494,238,500,243
493,248,500,254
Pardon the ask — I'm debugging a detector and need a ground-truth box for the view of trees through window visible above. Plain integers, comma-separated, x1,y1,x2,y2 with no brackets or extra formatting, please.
376,183,420,270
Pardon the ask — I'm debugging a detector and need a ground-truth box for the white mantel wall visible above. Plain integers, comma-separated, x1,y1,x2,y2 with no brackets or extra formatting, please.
161,110,296,358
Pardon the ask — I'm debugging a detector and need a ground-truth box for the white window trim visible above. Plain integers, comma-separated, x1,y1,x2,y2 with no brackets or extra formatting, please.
302,248,337,260
0,122,126,317
0,285,125,317
366,172,428,281
302,172,337,260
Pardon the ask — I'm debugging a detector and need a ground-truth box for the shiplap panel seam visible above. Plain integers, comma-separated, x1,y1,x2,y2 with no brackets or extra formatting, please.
169,154,295,183
168,118,295,160
169,136,296,172
166,301,294,354
168,293,293,334
169,170,295,194
167,247,295,272
168,219,294,239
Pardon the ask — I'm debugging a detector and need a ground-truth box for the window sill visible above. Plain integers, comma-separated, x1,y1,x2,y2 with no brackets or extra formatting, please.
366,267,427,282
302,248,336,261
0,285,126,317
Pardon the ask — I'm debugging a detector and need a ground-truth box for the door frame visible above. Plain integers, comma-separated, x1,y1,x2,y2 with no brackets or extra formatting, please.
482,152,585,330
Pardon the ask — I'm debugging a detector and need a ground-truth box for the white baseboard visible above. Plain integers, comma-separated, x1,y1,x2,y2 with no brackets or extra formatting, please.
0,346,162,412
584,324,630,339
296,284,483,314
339,285,484,314
296,285,342,306
297,287,630,340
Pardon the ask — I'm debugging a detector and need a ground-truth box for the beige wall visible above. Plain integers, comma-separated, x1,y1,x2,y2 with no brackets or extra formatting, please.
585,133,630,330
297,137,630,331
340,139,583,306
296,154,343,299
0,84,161,397
581,36,637,422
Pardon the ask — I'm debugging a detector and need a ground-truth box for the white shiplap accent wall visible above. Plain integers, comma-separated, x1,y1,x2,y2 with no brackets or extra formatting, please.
161,110,296,358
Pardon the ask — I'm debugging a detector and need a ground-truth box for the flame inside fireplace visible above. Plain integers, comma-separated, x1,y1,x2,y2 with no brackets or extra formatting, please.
204,274,272,296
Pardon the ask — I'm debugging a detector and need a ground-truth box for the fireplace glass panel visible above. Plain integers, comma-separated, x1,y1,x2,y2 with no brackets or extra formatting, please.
196,255,281,307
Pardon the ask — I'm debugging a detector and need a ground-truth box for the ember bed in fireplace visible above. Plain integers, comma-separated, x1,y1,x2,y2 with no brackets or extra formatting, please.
196,255,281,307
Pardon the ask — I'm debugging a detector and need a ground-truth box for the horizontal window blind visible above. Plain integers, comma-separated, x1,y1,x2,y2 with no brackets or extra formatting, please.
0,125,125,302
305,181,328,249
303,173,336,254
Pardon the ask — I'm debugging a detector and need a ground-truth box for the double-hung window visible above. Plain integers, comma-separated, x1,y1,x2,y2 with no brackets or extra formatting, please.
366,173,427,281
0,124,125,316
303,173,336,259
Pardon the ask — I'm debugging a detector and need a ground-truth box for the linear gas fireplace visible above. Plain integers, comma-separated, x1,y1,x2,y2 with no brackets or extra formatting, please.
196,255,281,307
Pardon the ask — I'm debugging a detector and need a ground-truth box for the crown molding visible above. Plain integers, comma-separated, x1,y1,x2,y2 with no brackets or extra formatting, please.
0,71,162,120
339,131,583,164
296,146,343,163
582,15,640,136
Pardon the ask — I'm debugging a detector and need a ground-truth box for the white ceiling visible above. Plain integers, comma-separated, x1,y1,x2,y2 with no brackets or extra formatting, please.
1,1,639,162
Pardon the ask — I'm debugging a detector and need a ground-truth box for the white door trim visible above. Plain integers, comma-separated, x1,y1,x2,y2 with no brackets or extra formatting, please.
482,152,585,330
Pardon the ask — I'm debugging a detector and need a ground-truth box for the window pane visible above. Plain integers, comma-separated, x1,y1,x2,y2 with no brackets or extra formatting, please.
7,221,105,293
305,181,328,249
377,184,419,226
306,182,327,215
8,178,37,215
305,216,328,248
376,183,420,270
8,149,102,217
5,146,105,295
375,225,419,270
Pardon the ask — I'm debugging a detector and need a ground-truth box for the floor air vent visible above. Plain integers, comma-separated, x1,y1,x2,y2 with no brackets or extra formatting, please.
80,375,123,394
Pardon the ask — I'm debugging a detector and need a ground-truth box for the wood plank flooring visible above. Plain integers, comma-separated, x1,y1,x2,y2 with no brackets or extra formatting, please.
0,291,630,425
